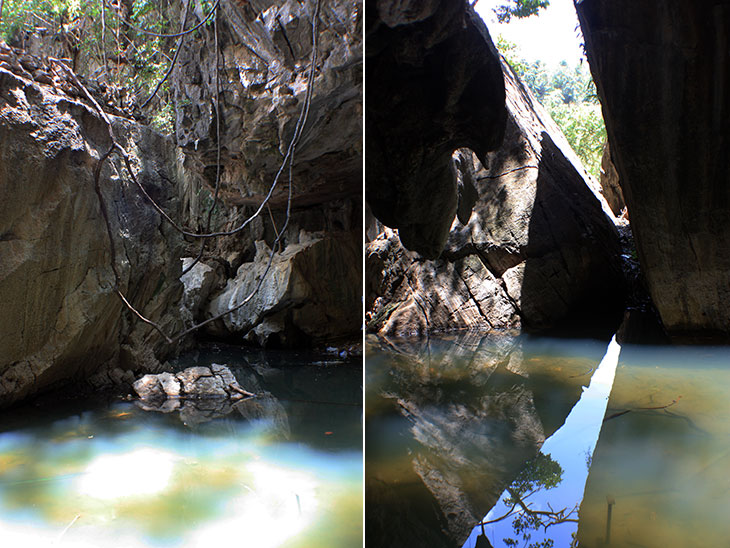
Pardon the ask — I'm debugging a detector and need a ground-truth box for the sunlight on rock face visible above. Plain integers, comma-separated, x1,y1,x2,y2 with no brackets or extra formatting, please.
190,461,318,548
76,448,177,500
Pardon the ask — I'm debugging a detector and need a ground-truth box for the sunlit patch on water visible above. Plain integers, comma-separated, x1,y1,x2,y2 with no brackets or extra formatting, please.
77,448,177,500
0,347,362,548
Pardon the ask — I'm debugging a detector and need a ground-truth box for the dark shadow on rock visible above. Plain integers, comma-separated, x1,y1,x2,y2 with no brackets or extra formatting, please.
365,0,507,258
518,130,626,336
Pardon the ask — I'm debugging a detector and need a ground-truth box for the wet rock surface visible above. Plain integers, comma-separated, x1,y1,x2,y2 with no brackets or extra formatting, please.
365,0,507,258
0,44,186,408
576,0,730,339
366,59,626,336
133,364,266,426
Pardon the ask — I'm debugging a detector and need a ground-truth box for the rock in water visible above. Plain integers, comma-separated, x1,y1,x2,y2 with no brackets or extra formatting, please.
367,59,626,335
133,364,254,401
0,46,186,407
576,0,730,338
133,364,267,427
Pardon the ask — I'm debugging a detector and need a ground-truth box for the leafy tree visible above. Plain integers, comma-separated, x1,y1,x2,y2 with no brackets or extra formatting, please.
0,0,191,134
493,0,550,23
496,37,606,178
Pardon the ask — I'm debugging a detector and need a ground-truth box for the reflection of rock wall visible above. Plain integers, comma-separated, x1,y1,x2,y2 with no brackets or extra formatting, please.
0,47,186,407
366,59,626,336
366,334,588,547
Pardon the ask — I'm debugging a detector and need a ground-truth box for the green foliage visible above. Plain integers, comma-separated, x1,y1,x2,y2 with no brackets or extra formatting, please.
507,451,564,498
494,0,550,23
496,38,606,178
501,453,566,548
0,0,181,129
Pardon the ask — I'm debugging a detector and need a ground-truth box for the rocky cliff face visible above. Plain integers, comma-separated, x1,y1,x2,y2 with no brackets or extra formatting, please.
366,59,626,336
171,0,363,345
173,0,361,211
0,45,186,407
599,141,625,217
576,0,730,339
365,0,507,259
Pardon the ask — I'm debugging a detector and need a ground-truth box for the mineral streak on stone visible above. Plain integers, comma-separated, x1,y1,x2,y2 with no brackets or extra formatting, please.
576,0,730,338
365,0,507,258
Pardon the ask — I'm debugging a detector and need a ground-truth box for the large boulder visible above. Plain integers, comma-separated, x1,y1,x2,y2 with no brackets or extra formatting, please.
576,0,730,339
205,231,361,346
367,59,626,335
0,45,186,407
365,0,507,258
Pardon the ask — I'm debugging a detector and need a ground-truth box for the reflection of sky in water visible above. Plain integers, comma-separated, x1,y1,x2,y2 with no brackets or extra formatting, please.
0,356,362,547
463,336,621,548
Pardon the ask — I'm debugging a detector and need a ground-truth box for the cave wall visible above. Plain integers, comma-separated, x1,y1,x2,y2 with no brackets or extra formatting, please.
366,58,626,336
576,0,730,339
0,45,186,407
365,0,507,259
171,0,363,345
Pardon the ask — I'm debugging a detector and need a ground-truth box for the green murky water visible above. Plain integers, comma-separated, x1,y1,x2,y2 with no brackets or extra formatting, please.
0,345,363,547
366,333,730,548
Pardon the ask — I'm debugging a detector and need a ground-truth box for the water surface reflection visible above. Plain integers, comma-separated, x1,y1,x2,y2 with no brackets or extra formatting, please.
0,345,362,547
366,333,608,547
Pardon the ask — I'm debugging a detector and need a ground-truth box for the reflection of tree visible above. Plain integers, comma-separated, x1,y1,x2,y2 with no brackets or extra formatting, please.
475,453,579,548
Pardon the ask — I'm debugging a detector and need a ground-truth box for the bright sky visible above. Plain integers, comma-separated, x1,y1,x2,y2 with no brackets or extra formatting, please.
474,0,585,68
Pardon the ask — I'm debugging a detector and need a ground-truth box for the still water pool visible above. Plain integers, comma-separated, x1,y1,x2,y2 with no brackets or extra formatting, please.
366,332,730,548
0,345,363,547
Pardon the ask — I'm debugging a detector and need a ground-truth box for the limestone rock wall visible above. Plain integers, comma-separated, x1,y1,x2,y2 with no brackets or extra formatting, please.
599,141,625,217
0,46,186,407
173,0,361,219
366,59,626,336
576,0,730,338
365,0,507,258
171,0,363,345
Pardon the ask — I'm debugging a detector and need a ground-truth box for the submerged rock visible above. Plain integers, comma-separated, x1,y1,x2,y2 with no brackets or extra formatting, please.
367,59,626,335
576,0,730,338
0,44,186,407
